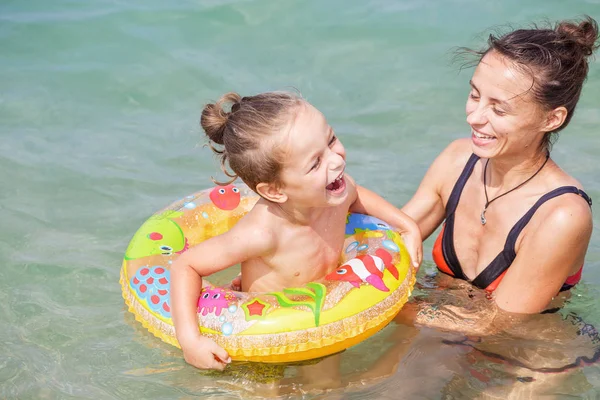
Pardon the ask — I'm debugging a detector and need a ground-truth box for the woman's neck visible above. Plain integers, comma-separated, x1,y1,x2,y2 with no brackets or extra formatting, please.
485,149,550,191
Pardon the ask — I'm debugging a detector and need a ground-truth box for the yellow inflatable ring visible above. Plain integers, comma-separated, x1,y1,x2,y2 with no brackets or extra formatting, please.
121,183,416,363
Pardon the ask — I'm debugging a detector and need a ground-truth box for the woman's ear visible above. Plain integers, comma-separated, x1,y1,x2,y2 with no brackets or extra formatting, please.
256,182,288,203
543,106,568,133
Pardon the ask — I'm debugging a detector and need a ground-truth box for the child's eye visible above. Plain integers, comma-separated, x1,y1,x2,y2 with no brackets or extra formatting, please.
328,135,337,147
310,157,321,171
469,92,480,101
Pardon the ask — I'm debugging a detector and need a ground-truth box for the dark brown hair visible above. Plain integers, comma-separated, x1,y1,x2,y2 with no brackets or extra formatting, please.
460,16,599,150
201,91,305,191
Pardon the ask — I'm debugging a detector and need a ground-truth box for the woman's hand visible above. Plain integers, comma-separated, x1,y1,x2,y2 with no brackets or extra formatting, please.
351,183,424,268
399,222,423,269
179,333,231,371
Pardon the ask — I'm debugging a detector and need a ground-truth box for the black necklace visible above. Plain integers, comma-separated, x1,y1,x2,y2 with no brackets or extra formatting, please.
480,153,550,225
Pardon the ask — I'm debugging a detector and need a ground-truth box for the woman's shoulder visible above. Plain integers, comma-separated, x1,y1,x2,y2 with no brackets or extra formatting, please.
542,182,592,226
543,162,591,211
548,161,586,191
516,178,593,281
531,167,592,237
445,137,473,153
431,138,475,172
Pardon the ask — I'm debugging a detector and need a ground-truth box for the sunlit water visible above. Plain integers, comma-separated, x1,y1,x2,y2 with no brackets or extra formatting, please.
1,0,600,398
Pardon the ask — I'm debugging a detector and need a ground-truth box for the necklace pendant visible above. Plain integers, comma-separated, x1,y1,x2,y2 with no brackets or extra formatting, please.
480,209,487,225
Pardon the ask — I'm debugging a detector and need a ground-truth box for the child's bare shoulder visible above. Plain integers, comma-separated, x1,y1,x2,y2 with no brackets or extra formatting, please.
232,201,279,251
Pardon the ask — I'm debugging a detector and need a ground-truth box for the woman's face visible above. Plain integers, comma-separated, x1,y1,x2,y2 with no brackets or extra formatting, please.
465,50,549,159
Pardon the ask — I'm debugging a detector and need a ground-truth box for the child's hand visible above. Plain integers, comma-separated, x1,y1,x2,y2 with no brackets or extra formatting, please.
226,273,242,292
399,224,423,269
180,334,231,370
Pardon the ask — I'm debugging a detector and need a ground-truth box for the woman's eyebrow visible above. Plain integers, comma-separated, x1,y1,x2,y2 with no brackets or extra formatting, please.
469,80,513,110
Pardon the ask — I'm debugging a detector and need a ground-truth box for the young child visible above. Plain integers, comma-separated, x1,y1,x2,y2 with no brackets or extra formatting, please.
171,91,422,371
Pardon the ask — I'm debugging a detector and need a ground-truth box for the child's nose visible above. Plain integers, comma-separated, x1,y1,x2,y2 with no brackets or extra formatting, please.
332,141,346,161
329,152,345,171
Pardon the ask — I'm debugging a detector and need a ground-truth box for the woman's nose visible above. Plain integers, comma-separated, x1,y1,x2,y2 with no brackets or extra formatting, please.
466,103,487,126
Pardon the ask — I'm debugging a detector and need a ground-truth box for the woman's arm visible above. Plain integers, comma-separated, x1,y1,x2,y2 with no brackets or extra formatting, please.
401,139,471,240
492,195,592,313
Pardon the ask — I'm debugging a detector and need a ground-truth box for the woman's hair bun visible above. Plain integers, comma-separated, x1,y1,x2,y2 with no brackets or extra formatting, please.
200,92,242,145
557,16,599,57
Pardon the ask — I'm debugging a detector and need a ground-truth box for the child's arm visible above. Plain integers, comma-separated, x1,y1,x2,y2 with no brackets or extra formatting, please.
348,179,422,268
171,219,275,370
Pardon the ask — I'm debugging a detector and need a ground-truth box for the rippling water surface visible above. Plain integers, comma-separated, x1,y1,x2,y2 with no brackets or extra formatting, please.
1,0,600,398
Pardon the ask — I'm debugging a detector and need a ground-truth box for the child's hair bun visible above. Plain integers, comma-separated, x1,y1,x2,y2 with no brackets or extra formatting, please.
200,92,242,145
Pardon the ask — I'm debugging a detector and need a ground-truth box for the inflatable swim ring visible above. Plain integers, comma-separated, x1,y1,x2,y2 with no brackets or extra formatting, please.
121,183,416,363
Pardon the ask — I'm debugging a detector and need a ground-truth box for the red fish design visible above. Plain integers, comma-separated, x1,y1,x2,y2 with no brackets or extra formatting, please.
326,249,398,291
209,184,241,210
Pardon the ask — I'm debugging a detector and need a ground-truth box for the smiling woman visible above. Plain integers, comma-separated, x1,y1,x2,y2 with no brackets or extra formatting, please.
400,16,599,315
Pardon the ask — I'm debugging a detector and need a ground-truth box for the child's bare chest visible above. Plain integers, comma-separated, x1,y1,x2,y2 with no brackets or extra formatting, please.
272,211,348,280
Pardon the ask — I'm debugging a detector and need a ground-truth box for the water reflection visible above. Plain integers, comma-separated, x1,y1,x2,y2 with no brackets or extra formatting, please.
122,264,600,399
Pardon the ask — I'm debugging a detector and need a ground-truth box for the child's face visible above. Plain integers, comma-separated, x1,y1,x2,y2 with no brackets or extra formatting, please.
278,103,348,208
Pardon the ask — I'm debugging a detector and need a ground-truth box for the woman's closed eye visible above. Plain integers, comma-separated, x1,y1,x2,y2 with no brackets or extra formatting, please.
492,107,506,116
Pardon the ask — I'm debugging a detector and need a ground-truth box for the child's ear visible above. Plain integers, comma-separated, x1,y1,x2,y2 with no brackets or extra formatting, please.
256,182,288,203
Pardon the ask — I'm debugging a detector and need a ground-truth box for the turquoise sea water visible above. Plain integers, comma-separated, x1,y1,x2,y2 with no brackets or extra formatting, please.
2,0,600,398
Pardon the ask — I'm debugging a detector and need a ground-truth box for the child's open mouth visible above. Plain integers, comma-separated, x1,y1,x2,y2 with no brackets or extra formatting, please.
326,174,346,195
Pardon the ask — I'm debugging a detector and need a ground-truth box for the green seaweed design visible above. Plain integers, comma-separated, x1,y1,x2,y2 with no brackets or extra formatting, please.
267,282,327,327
